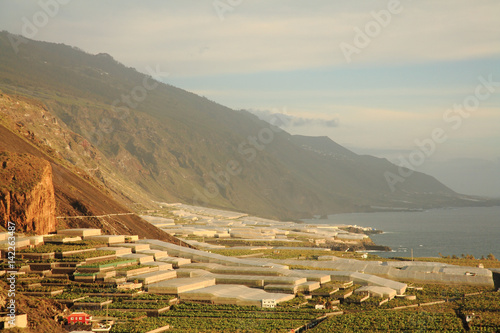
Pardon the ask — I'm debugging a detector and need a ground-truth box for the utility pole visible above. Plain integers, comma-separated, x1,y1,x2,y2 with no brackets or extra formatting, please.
411,248,414,261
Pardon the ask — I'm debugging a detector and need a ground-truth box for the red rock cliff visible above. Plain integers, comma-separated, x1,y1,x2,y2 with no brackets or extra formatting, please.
0,151,56,234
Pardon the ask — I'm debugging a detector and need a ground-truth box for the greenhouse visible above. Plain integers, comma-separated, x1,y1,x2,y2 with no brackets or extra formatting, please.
283,270,332,283
182,263,288,276
157,257,192,268
1,237,30,250
264,284,298,294
355,286,397,299
119,254,155,264
175,268,214,278
140,215,175,227
137,249,169,260
148,262,174,271
115,243,150,252
57,228,101,237
182,240,225,249
255,256,494,286
179,284,294,307
298,281,321,293
148,277,216,294
137,239,287,269
97,247,132,256
211,274,307,288
86,235,125,244
129,270,177,285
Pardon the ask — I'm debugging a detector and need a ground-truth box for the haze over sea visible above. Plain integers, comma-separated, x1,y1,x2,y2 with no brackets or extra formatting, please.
304,206,500,259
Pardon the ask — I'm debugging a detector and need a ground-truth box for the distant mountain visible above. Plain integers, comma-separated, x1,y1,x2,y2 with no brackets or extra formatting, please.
0,31,496,220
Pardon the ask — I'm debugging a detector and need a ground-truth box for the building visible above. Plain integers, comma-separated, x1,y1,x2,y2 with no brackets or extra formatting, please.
67,312,92,325
0,313,28,329
262,299,276,308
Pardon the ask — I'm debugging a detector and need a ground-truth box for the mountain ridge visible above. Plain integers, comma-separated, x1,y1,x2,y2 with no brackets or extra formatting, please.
1,31,497,220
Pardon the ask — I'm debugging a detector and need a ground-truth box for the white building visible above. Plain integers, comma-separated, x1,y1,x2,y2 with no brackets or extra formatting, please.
262,299,276,308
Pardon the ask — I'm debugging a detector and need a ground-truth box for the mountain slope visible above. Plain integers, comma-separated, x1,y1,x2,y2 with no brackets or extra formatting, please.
0,31,494,219
0,112,188,244
288,135,472,210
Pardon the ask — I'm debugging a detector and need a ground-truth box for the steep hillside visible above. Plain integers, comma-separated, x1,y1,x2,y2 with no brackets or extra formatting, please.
0,91,156,210
0,31,495,219
0,122,189,245
0,151,56,234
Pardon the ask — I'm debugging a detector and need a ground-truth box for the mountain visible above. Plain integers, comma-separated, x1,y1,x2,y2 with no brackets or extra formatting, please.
0,31,496,220
0,98,188,244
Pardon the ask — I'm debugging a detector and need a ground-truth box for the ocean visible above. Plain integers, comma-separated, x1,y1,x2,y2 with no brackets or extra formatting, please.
303,206,500,259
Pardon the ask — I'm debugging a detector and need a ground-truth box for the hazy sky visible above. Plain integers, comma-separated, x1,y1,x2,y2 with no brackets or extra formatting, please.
1,0,499,197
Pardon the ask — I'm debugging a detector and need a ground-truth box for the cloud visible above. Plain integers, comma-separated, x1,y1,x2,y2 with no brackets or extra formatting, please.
1,0,499,76
0,0,498,164
247,109,339,129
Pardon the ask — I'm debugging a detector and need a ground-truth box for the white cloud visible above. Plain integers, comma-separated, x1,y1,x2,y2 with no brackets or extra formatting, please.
3,0,499,76
0,0,498,165
247,108,340,129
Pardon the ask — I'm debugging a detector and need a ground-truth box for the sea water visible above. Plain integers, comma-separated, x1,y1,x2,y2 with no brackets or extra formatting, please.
303,206,500,259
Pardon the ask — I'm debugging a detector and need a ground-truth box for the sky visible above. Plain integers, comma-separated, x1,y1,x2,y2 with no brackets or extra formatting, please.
1,0,499,197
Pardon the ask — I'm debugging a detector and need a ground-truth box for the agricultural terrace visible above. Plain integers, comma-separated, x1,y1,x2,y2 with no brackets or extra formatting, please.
109,302,331,333
313,286,500,333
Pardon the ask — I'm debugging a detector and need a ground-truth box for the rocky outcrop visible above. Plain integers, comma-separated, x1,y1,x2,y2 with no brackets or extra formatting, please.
0,152,56,234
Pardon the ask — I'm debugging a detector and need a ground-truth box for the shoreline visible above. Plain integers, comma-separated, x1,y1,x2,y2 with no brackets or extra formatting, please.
304,206,500,260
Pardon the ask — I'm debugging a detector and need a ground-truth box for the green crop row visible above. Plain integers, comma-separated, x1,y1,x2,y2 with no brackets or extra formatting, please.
111,316,308,333
108,302,170,309
312,309,464,332
160,310,319,321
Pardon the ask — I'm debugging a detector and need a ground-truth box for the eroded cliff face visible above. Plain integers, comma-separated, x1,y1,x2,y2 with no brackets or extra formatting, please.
0,152,56,234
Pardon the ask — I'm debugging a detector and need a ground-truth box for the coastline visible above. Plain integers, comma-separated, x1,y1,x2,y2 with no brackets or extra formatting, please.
305,206,500,260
